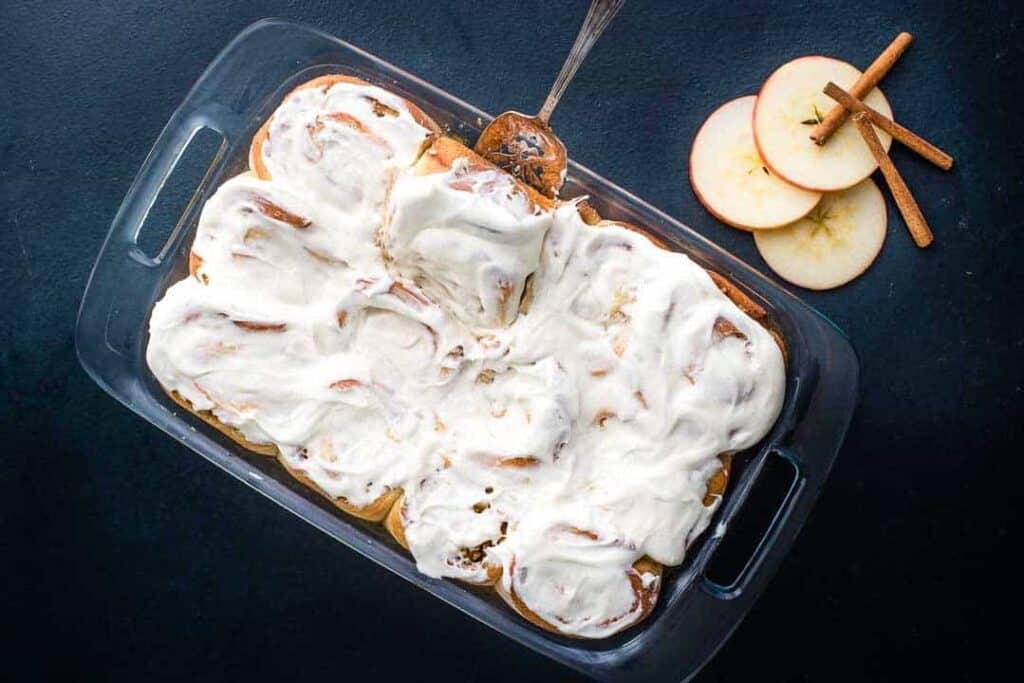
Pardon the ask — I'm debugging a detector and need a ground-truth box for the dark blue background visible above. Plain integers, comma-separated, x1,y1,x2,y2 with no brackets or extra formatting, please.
2,1,1020,680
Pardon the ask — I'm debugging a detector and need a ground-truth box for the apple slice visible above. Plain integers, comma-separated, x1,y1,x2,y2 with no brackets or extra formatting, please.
690,96,822,230
754,56,893,192
753,178,887,290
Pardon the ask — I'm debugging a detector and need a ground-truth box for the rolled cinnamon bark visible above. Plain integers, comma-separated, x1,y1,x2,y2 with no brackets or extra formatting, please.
823,82,953,170
811,32,913,145
851,112,934,248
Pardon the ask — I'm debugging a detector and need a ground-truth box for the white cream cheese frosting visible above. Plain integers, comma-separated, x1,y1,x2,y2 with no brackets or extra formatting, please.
385,156,551,328
254,78,434,270
147,78,786,638
495,505,661,639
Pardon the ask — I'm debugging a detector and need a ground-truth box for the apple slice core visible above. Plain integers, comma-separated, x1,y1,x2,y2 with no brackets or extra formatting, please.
753,177,887,290
690,96,821,230
754,56,893,192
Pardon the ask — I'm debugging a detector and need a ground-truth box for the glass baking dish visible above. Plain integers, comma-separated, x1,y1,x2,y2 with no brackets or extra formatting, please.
76,19,858,682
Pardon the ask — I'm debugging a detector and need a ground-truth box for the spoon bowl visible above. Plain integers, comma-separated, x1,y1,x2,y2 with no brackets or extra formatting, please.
475,111,567,199
474,0,625,198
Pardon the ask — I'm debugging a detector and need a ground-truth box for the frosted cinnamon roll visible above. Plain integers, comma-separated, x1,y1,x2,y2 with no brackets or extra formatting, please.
384,358,576,585
250,74,439,270
383,138,553,329
491,508,661,639
184,176,345,299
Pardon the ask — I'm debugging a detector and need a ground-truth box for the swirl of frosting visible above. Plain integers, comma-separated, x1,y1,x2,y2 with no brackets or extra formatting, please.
396,358,577,584
251,75,436,271
384,138,552,329
491,506,660,639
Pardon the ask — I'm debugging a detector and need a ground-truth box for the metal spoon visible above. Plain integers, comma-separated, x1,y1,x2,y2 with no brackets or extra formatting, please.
474,0,626,198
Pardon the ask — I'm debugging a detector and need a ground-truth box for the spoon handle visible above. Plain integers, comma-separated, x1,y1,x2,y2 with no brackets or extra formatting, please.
536,0,626,125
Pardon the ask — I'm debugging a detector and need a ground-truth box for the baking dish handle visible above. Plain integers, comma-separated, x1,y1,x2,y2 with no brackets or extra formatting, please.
670,314,859,680
75,104,228,399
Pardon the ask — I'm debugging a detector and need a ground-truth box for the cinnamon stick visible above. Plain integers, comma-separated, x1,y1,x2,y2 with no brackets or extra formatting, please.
851,112,933,248
811,32,913,146
823,82,953,170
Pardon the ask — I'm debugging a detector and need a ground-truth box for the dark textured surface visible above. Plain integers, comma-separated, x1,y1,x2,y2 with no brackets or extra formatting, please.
2,0,1021,680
